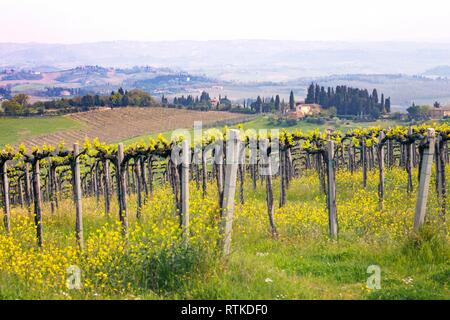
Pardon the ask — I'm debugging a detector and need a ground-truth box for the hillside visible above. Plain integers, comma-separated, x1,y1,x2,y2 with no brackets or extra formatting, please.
6,107,252,148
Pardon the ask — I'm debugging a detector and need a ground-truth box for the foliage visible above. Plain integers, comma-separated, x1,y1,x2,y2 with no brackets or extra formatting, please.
0,88,159,116
305,83,391,118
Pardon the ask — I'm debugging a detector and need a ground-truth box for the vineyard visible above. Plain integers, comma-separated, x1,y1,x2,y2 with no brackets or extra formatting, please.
2,107,252,149
0,124,449,299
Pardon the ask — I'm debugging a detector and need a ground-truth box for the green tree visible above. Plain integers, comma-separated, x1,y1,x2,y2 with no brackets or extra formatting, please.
289,91,295,111
275,95,280,111
2,100,24,115
407,103,429,120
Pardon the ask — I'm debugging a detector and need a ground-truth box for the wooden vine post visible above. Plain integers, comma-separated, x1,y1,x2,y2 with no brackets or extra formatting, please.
261,138,278,238
181,139,190,243
414,128,435,231
434,134,446,217
406,127,414,193
326,136,338,239
249,138,257,190
361,138,367,188
238,142,245,205
72,143,84,250
1,161,10,233
32,159,43,247
201,147,207,198
220,129,240,256
24,163,32,211
279,148,286,207
117,143,128,236
103,160,111,215
147,156,154,195
377,131,385,208
134,161,142,219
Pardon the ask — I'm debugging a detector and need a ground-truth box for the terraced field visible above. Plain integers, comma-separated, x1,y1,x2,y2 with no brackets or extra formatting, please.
19,107,252,148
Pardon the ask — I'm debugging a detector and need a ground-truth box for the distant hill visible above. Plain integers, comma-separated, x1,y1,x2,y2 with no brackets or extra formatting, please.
2,41,450,81
423,65,450,77
0,65,217,98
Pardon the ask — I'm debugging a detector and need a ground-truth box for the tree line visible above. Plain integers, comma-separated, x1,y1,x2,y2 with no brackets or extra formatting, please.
305,83,391,118
0,88,158,116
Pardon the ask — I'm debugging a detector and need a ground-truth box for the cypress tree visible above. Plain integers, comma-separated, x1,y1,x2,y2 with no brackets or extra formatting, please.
289,91,295,111
275,95,281,111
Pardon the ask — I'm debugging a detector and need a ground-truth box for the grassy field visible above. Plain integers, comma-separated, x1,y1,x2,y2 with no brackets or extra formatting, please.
0,116,81,147
0,167,448,299
122,116,402,145
0,110,404,148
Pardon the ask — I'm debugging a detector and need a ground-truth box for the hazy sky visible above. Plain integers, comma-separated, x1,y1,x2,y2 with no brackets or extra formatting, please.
2,0,450,43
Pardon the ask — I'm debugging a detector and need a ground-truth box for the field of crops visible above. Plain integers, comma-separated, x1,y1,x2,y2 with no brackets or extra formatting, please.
0,124,449,299
0,107,252,148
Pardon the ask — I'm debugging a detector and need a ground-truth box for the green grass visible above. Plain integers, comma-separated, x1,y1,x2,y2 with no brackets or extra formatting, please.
240,116,400,132
0,116,81,147
1,167,448,300
122,116,402,145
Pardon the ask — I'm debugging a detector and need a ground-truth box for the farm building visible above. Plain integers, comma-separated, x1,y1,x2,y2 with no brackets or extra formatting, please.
288,103,321,119
210,97,220,108
429,106,450,119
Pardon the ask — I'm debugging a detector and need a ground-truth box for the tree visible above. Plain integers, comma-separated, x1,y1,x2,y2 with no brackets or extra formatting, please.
275,95,280,111
289,91,295,111
407,103,429,120
372,89,379,104
81,95,94,109
305,83,315,104
314,84,320,104
385,97,391,113
305,83,389,118
1,100,24,115
121,94,129,107
14,93,29,106
256,96,263,113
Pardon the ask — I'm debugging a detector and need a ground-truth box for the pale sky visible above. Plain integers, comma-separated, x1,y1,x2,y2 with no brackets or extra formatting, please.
1,0,450,43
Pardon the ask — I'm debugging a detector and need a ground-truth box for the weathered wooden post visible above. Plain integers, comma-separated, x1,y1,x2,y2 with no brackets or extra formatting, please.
326,137,338,239
147,156,153,195
201,147,207,198
24,163,32,211
18,177,24,208
215,145,224,208
181,139,190,243
32,160,43,247
117,143,128,236
238,141,245,205
406,127,414,193
220,129,240,256
377,132,385,209
361,139,367,188
1,161,10,233
261,138,278,238
139,157,148,197
435,134,446,217
414,128,436,231
103,159,111,215
249,138,257,190
72,143,84,250
279,148,286,208
134,160,142,219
